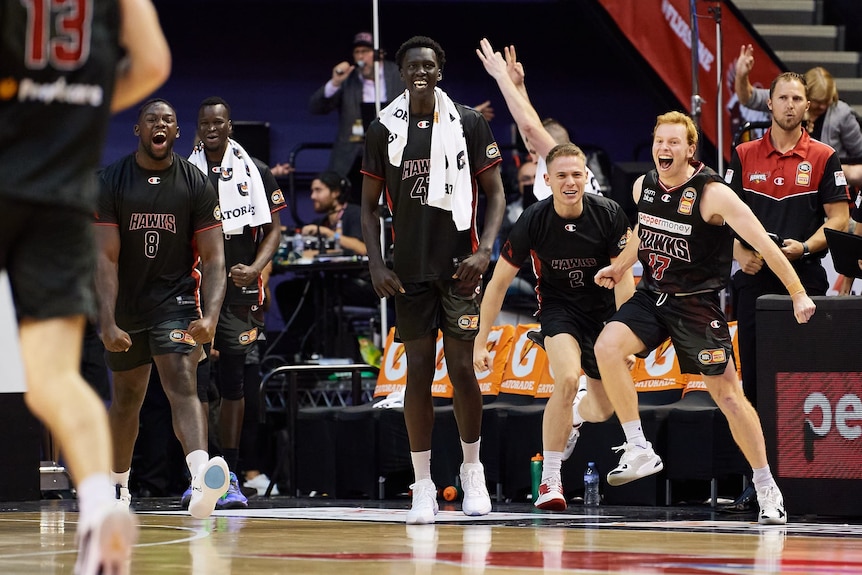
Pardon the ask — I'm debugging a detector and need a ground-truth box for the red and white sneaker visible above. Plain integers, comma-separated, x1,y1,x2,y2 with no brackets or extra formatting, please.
534,477,567,511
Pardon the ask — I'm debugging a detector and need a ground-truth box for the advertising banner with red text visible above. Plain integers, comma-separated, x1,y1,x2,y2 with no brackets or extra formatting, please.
596,0,783,162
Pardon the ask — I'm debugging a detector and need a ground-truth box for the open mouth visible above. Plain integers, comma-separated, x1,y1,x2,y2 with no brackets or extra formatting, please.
413,79,428,89
153,132,167,145
658,156,673,170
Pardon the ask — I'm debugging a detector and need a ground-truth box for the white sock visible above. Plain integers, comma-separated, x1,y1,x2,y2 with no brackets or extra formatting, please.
752,465,774,491
461,437,481,465
411,450,432,482
541,451,563,483
572,401,586,427
186,449,209,478
621,420,647,449
76,473,115,520
110,469,130,488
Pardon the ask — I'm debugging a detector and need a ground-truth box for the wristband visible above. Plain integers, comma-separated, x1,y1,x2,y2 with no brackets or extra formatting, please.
786,280,805,296
802,241,810,258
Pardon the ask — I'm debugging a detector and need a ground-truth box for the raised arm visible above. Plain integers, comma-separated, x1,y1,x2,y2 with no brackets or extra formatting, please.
111,0,171,112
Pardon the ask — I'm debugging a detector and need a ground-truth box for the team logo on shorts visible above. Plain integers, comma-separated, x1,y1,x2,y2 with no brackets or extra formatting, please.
238,327,259,346
213,205,222,221
457,314,479,330
486,142,501,159
169,330,197,346
271,190,285,205
698,348,726,365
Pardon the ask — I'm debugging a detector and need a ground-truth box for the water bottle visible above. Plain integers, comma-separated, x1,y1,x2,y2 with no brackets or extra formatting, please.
292,228,304,259
530,453,543,502
584,461,600,506
334,219,343,253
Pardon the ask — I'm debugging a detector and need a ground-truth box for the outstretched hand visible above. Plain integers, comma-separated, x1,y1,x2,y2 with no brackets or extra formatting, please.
736,44,754,79
476,38,508,80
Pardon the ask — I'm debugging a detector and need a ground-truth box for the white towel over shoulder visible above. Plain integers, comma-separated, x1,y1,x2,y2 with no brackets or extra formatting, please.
189,138,271,236
378,87,473,230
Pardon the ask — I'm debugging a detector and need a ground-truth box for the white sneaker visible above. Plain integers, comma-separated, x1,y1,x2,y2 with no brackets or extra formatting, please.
243,473,279,496
188,456,230,519
534,476,567,511
562,424,582,462
756,484,787,525
460,463,492,517
74,504,138,575
406,478,438,524
606,441,663,486
115,485,132,510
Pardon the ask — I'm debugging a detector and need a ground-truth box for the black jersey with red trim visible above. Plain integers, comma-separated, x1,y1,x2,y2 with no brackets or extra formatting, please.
727,128,850,257
204,156,286,306
0,0,120,211
501,193,630,318
361,102,502,281
96,153,221,331
637,162,732,294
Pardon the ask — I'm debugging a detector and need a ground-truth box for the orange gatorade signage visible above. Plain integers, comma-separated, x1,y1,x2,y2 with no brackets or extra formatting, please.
476,324,515,397
499,324,548,397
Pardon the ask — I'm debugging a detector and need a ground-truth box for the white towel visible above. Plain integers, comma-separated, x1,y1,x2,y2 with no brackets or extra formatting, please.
189,138,271,236
378,88,473,230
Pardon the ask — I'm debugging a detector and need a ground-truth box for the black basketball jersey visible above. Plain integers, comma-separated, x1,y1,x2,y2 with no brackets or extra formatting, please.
0,0,120,211
204,156,286,306
97,153,221,330
637,162,732,294
362,102,502,282
501,194,630,318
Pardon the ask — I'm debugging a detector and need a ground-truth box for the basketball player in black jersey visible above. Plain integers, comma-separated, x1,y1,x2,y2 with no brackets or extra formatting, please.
475,144,633,511
95,99,230,521
593,111,816,525
361,36,506,524
0,1,168,573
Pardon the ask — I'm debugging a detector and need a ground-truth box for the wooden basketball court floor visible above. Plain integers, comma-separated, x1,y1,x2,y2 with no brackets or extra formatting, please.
2,496,862,574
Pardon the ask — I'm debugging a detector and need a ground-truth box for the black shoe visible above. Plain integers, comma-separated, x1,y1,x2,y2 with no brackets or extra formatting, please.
719,484,756,513
526,329,545,350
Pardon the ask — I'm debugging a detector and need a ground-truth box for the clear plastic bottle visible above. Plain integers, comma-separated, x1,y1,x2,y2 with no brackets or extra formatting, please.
584,461,600,506
334,219,343,253
292,228,304,259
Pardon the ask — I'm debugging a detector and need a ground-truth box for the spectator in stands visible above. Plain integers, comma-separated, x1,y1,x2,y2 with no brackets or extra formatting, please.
725,72,851,510
593,111,816,526
360,35,506,524
300,171,366,256
839,202,862,295
734,44,862,186
95,99,229,520
189,96,287,508
474,143,634,511
476,39,603,200
309,31,403,192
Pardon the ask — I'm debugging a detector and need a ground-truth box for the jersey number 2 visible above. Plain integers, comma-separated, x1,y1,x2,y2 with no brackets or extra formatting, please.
21,0,92,70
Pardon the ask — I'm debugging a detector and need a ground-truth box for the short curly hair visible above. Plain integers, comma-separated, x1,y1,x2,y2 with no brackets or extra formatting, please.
395,35,446,71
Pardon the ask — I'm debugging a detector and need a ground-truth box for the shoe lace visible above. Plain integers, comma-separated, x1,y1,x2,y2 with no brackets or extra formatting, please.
541,476,563,493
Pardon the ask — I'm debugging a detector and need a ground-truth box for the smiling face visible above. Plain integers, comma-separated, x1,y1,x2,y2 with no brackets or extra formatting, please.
135,101,178,165
197,103,231,159
400,47,440,100
652,122,695,183
545,152,587,216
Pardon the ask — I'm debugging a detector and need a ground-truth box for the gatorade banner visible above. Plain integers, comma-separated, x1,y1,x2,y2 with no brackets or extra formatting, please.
595,0,783,161
499,323,547,397
476,324,514,397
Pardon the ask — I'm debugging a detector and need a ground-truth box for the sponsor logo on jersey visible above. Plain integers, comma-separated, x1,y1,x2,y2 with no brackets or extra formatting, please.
486,143,501,159
661,194,672,202
638,213,692,235
835,170,847,187
774,177,785,186
618,231,629,251
796,161,812,186
642,187,656,203
169,330,197,346
271,190,285,204
213,205,222,221
677,187,696,215
564,223,577,232
147,177,161,185
4,77,104,107
238,327,259,346
457,315,479,330
710,319,721,329
723,168,734,184
749,173,767,183
698,348,726,365
417,120,431,129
